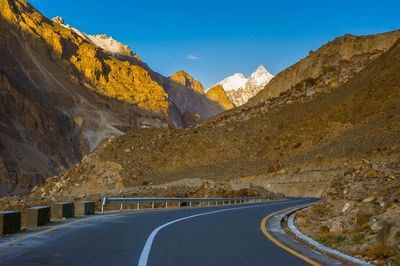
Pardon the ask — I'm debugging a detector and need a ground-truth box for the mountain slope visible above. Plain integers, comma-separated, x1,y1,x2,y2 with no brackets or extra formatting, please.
0,0,176,195
249,30,400,105
32,31,400,201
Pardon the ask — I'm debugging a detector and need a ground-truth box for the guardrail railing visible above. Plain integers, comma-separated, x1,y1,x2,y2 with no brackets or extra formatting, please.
101,197,268,213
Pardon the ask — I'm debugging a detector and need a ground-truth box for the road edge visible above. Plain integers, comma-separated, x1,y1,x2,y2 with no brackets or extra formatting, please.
263,203,373,266
287,207,372,266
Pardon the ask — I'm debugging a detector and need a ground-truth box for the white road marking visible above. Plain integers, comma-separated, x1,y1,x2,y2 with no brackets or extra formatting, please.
137,199,308,266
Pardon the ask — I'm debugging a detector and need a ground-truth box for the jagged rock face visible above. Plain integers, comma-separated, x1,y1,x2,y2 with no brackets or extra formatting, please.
0,0,176,195
164,70,229,120
212,65,274,107
249,30,400,105
34,33,400,201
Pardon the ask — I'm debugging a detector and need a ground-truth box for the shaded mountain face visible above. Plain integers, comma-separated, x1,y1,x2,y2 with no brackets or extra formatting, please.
0,0,228,196
163,70,231,123
210,65,274,107
248,30,400,106
33,31,400,201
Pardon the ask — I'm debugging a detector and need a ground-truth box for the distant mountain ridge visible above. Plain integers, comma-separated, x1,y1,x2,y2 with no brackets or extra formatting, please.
210,65,274,106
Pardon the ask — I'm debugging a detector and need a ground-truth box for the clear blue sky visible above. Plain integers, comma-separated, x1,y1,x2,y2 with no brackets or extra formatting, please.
28,0,400,88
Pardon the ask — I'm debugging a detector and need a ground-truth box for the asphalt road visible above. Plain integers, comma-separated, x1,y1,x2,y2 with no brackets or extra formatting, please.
0,198,318,266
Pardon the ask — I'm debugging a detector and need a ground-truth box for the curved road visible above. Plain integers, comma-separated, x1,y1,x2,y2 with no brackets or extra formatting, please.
0,198,318,266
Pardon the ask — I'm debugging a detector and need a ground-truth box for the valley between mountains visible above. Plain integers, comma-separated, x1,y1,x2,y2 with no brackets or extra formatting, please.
1,0,400,264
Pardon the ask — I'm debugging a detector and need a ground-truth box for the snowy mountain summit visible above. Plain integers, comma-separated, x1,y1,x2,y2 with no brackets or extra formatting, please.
52,17,137,60
217,73,248,92
248,65,274,87
212,65,274,106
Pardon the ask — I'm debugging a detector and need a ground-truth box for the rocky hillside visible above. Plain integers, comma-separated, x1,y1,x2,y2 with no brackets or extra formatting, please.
296,160,400,265
210,65,274,107
248,30,400,106
31,31,400,204
0,0,229,196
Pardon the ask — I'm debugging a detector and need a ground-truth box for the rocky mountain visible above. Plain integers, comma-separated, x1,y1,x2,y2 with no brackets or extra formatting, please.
211,65,274,107
248,30,400,106
163,70,231,124
30,30,400,207
52,16,141,62
51,16,232,125
0,0,229,196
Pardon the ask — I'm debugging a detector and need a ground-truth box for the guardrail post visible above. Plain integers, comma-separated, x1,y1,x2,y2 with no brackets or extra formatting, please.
120,203,123,211
137,203,140,210
189,202,192,207
165,202,168,208
101,197,107,213
152,202,154,209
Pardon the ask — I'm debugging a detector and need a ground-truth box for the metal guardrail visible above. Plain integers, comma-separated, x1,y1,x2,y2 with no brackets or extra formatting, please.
101,197,268,213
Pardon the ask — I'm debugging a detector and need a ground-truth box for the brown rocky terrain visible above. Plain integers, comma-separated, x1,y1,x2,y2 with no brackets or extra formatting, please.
0,0,230,196
28,31,400,210
296,160,400,265
248,30,400,106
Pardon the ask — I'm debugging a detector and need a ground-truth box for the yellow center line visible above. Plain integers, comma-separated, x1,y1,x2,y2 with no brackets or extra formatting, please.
260,208,322,266
2,218,93,246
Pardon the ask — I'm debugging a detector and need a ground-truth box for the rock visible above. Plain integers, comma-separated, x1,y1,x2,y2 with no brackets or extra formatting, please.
370,219,383,233
329,217,344,233
342,202,351,213
362,196,375,203
355,211,371,228
376,221,392,243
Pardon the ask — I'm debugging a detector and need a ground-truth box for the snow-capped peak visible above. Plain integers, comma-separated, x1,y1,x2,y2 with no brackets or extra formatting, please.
247,65,274,86
210,65,274,107
52,17,134,59
86,34,134,58
215,73,248,92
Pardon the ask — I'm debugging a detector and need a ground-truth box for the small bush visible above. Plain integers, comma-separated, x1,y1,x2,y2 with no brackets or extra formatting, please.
367,243,394,259
352,233,365,244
